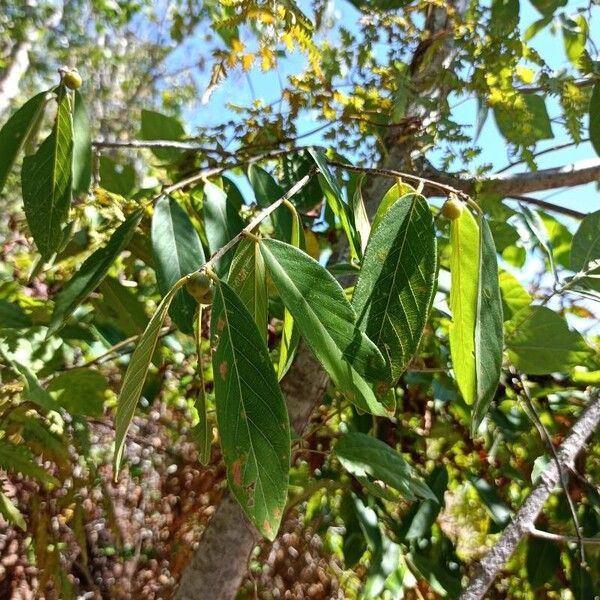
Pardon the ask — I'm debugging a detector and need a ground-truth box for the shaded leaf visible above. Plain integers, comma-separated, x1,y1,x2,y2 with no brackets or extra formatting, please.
140,109,186,162
449,208,480,405
526,537,560,588
211,280,290,540
71,90,92,194
21,87,73,257
0,439,59,488
506,306,591,374
591,82,600,158
353,194,437,384
227,238,267,337
47,369,107,417
0,90,49,194
571,209,600,276
152,195,205,333
473,217,503,430
260,239,388,415
335,433,436,501
96,276,149,336
99,156,135,197
48,209,144,336
203,180,244,276
469,475,511,526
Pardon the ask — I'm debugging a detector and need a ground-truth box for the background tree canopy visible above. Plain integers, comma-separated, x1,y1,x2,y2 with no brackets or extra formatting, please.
0,0,599,598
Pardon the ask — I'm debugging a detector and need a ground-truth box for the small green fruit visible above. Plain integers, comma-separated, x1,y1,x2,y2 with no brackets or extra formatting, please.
62,69,82,90
441,197,464,220
186,272,213,302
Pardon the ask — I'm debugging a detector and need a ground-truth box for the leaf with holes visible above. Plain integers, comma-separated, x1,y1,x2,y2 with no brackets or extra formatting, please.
48,209,144,336
152,196,205,333
353,194,437,384
260,239,388,415
211,280,290,540
21,87,73,257
449,208,480,405
114,283,181,475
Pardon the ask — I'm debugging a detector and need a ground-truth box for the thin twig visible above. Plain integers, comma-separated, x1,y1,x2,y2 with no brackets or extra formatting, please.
529,527,600,545
505,194,585,219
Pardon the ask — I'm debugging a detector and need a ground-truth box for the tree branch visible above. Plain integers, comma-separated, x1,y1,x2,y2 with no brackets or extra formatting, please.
529,527,600,546
459,388,600,600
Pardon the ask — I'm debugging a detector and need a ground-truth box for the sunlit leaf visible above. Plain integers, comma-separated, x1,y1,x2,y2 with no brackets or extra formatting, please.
0,491,26,531
211,280,290,540
449,208,479,405
71,90,92,194
114,283,181,475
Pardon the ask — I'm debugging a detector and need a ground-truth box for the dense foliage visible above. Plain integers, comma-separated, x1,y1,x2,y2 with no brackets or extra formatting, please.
0,0,599,598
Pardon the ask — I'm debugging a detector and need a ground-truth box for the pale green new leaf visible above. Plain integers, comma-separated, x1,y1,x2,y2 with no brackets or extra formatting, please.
353,194,437,384
371,182,417,235
48,209,144,336
114,283,181,475
152,195,205,334
449,208,480,405
350,175,371,256
0,90,50,194
21,87,74,257
260,239,388,415
228,238,268,337
211,280,290,540
506,306,591,374
335,433,436,502
473,217,504,430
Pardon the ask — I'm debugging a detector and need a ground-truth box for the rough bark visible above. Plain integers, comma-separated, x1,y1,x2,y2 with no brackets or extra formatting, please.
460,389,600,600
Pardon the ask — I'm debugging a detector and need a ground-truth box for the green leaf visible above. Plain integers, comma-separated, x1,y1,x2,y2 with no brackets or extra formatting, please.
21,87,74,257
469,475,512,526
99,156,136,197
0,439,59,489
335,433,436,502
371,181,417,234
473,218,504,430
203,180,244,276
95,276,149,336
526,537,560,588
192,306,211,465
227,238,268,337
499,271,531,321
277,207,302,379
0,491,26,531
140,109,186,162
210,280,290,540
494,94,553,146
590,82,600,158
0,300,32,329
114,282,181,475
350,174,371,256
71,90,92,194
48,209,144,336
0,90,49,194
260,239,388,415
506,306,590,374
308,148,360,259
47,369,107,417
562,14,588,66
571,209,600,276
520,204,557,280
353,194,437,384
530,0,567,17
449,208,480,405
152,195,205,334
247,164,293,242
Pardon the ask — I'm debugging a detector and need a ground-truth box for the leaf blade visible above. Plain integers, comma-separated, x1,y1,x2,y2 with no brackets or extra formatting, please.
211,280,290,540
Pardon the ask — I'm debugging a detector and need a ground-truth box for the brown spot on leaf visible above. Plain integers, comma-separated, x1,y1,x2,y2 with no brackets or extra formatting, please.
219,361,228,379
217,317,225,332
263,520,272,535
231,459,242,486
